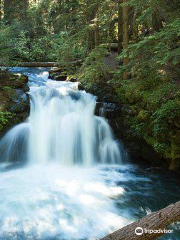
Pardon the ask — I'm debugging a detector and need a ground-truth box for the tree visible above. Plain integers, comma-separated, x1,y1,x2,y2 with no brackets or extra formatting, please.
4,0,11,24
0,0,2,23
94,0,100,46
118,0,123,54
122,0,129,79
22,0,29,23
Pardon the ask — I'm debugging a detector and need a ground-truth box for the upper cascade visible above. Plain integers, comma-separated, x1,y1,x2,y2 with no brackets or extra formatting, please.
0,68,122,166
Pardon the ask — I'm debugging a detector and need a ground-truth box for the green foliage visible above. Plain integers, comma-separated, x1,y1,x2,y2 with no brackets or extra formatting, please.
117,75,180,159
30,36,55,62
3,86,12,91
0,24,12,64
0,24,31,63
118,18,180,81
54,33,87,68
0,0,116,64
114,0,180,162
12,30,31,61
78,46,110,85
0,109,13,131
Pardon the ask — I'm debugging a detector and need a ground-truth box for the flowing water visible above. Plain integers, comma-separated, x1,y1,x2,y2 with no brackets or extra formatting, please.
0,68,180,240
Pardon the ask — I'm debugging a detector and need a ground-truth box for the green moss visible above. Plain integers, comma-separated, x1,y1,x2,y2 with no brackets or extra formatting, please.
2,86,13,91
137,110,150,122
0,108,14,131
116,73,180,166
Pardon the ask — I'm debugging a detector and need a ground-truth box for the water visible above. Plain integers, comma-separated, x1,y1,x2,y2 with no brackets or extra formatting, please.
0,68,121,166
0,68,180,240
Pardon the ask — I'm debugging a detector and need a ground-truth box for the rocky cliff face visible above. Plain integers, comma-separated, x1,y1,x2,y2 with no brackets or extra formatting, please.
84,82,164,168
0,69,29,134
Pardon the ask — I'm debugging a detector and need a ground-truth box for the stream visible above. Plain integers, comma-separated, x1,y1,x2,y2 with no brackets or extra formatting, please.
0,68,180,240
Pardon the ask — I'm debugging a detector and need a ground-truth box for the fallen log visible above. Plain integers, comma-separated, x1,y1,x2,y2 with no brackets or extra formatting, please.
0,62,58,67
101,201,180,240
0,61,82,68
18,62,58,67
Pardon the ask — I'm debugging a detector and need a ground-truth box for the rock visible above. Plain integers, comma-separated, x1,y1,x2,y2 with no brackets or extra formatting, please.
0,70,30,134
174,119,180,128
78,82,85,91
54,74,67,81
95,101,121,119
145,167,165,173
67,77,77,82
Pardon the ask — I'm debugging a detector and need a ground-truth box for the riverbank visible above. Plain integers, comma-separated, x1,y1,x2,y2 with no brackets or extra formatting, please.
0,68,29,134
48,51,180,172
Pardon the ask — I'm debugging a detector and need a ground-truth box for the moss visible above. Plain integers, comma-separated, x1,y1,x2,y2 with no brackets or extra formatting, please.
137,110,150,122
2,86,13,91
116,74,180,169
0,108,14,131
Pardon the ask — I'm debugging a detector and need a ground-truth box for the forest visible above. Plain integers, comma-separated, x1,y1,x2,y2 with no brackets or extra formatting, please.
0,1,180,240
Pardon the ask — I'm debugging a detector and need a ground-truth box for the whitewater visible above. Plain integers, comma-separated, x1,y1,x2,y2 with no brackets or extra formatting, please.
0,68,179,240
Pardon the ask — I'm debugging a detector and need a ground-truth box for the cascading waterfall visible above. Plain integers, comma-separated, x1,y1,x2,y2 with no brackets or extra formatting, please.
0,69,122,166
0,68,179,240
0,68,128,240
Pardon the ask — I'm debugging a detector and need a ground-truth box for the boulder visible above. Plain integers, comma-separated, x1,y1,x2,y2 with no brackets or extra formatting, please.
0,70,30,134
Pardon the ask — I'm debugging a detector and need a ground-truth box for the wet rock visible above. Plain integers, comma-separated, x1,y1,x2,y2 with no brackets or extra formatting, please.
95,102,121,118
49,68,68,81
68,77,77,82
54,74,67,81
145,167,165,173
0,70,30,134
78,82,85,91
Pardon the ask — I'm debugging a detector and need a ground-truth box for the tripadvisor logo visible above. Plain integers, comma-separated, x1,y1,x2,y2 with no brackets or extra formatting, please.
135,227,173,236
135,227,143,235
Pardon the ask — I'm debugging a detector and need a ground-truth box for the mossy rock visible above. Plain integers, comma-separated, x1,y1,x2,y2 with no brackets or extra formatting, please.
174,119,180,128
170,131,180,159
137,110,149,122
169,158,180,171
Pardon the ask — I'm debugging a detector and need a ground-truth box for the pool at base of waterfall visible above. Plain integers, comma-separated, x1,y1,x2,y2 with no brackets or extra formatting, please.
0,68,180,240
0,163,180,240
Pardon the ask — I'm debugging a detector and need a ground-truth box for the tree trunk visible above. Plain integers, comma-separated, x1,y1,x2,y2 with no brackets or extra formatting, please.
122,0,129,80
86,1,95,52
22,0,29,23
101,201,180,240
118,0,123,55
94,0,100,47
4,0,11,24
0,61,82,68
0,0,2,23
132,8,138,43
152,9,163,32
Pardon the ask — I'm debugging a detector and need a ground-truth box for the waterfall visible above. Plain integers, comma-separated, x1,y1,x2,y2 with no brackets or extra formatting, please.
0,68,122,166
0,68,178,240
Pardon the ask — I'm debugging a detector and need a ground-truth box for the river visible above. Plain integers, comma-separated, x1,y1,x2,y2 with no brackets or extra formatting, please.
0,68,179,240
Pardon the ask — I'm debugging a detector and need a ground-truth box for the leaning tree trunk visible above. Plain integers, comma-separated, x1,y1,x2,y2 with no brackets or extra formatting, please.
101,201,180,240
